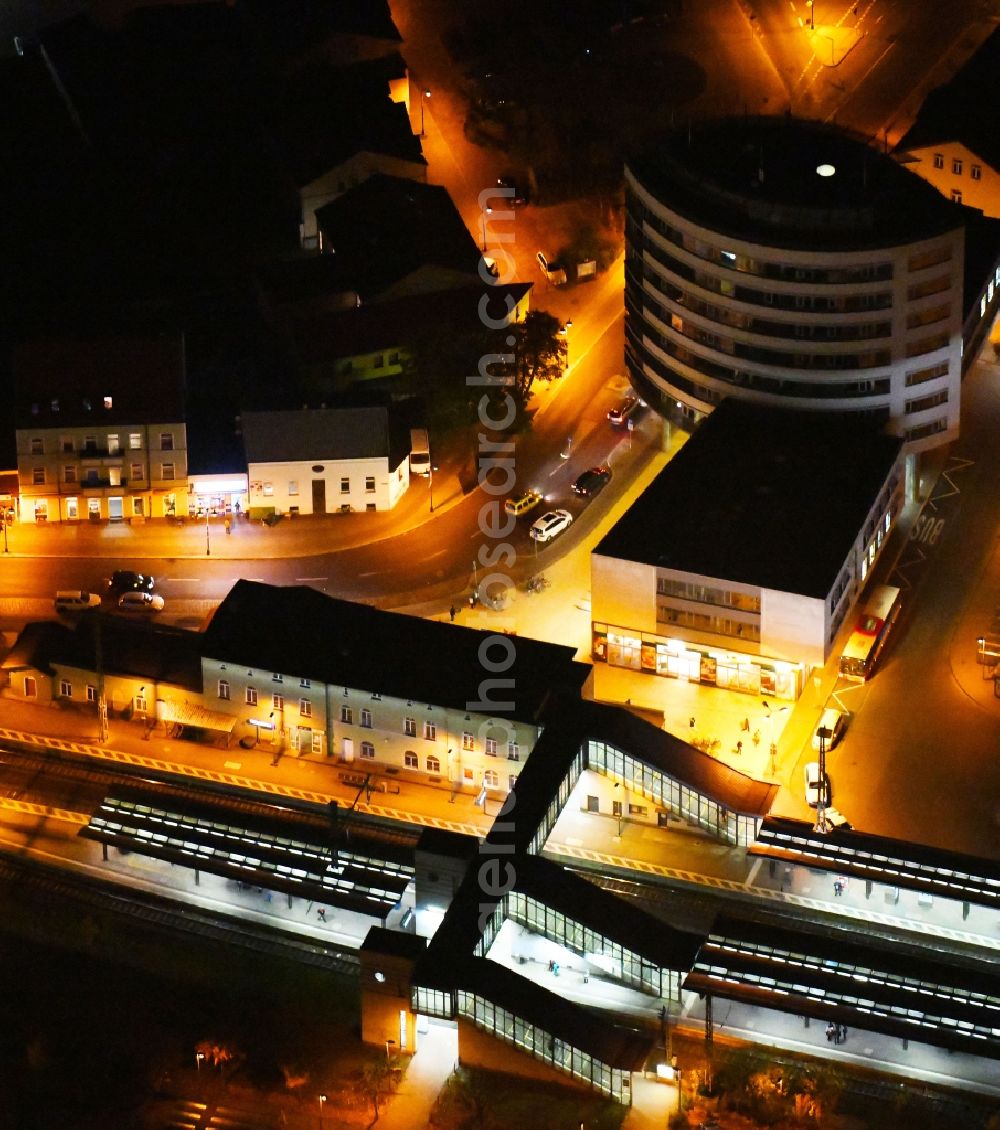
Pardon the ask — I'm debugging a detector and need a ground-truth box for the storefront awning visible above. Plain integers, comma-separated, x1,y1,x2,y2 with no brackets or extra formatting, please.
159,701,238,733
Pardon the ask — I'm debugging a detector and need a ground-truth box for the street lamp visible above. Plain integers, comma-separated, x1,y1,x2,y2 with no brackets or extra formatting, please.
195,1050,205,1072
814,727,832,834
977,636,990,678
480,205,493,252
429,462,439,513
205,507,211,557
2,507,9,553
419,88,431,136
806,0,815,28
318,1093,327,1128
559,320,572,373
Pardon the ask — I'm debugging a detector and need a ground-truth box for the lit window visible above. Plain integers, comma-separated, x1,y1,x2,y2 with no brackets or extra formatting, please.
107,434,120,454
951,189,962,203
263,482,273,496
288,480,299,496
463,767,474,782
300,699,313,718
103,396,113,409
462,731,474,751
218,680,230,700
129,433,142,449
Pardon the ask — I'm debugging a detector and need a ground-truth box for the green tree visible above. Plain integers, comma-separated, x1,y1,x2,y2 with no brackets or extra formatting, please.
490,309,566,417
353,1053,400,1124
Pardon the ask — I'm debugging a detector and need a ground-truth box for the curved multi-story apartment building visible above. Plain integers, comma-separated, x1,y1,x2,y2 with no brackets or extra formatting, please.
625,116,966,457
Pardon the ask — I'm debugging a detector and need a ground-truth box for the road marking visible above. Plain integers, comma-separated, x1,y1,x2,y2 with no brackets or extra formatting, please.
357,570,379,578
167,577,200,582
295,577,327,582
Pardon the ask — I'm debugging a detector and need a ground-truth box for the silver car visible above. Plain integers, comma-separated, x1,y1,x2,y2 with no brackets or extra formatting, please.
529,509,573,543
118,590,165,613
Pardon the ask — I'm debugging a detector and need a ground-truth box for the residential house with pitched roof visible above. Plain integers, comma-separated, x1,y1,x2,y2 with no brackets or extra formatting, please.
13,335,188,524
313,174,485,304
240,405,410,515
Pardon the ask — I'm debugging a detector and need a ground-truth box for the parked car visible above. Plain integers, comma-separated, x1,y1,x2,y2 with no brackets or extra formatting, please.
535,251,566,286
504,489,543,517
108,570,155,595
608,396,640,426
804,762,831,808
118,590,165,613
54,590,101,613
497,175,528,205
573,466,613,498
811,707,847,751
529,509,573,543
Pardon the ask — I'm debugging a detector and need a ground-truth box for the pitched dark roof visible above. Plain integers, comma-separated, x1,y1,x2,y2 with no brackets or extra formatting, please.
237,0,402,55
3,614,203,693
314,174,483,300
277,58,423,188
285,282,532,364
240,405,409,467
630,116,964,250
1,622,73,676
895,26,1000,172
203,581,587,723
13,335,187,429
596,399,903,599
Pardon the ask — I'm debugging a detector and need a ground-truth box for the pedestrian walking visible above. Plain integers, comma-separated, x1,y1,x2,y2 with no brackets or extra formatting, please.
825,1022,836,1042
741,717,750,732
752,729,761,748
317,906,327,922
449,605,457,622
736,740,743,755
224,518,231,535
689,716,696,729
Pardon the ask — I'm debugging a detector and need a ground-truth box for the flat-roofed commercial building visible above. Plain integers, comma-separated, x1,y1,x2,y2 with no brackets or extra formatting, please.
591,400,904,700
625,116,965,464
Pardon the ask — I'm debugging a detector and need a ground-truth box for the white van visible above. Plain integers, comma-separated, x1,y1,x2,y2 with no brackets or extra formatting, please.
811,707,847,751
409,428,431,475
54,590,101,613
